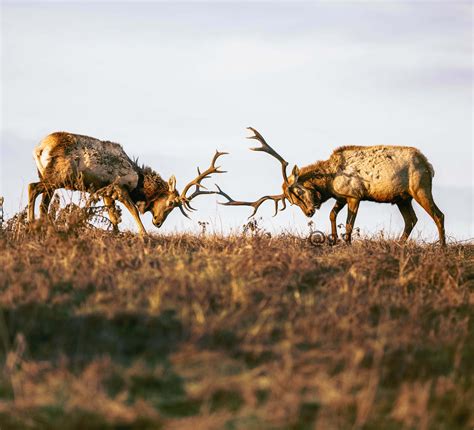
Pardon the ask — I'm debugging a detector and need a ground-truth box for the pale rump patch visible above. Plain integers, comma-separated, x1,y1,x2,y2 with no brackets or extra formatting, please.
33,135,56,175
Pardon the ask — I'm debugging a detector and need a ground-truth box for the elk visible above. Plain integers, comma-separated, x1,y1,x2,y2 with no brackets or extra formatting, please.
217,127,445,245
28,132,227,234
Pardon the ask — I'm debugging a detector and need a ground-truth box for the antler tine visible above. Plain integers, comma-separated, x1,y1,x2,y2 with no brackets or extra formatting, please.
185,187,219,205
178,204,191,219
214,184,235,203
180,150,228,204
211,150,229,168
183,200,197,211
215,184,286,219
246,127,289,183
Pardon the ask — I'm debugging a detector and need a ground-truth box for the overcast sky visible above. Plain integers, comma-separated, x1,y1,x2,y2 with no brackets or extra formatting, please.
1,1,472,240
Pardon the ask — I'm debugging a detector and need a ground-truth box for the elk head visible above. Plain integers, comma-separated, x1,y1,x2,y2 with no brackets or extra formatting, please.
217,127,317,218
147,151,228,228
146,175,181,227
282,165,318,217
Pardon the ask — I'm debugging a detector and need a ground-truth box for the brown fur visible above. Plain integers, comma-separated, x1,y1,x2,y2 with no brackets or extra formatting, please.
135,166,168,203
28,132,225,234
290,145,444,245
28,132,172,235
236,127,444,245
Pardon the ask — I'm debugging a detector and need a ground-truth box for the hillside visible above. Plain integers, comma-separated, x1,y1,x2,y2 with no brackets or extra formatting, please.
0,214,473,429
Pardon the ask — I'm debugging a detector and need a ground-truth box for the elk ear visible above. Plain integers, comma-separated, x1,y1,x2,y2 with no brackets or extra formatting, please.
168,175,177,192
136,200,147,214
292,165,300,179
288,165,300,186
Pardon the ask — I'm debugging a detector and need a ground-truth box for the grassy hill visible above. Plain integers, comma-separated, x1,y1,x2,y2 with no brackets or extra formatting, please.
0,211,472,429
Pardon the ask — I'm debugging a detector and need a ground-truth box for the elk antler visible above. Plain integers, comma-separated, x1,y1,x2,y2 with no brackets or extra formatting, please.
180,150,228,211
215,184,287,218
247,127,289,184
212,127,291,218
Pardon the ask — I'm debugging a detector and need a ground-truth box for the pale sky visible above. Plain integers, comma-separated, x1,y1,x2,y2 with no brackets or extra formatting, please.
1,1,472,240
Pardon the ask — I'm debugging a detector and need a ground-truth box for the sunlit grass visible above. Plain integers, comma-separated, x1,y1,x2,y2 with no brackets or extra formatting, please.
0,209,472,429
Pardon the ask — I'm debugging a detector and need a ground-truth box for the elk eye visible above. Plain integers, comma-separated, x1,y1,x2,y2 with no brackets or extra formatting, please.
167,201,174,207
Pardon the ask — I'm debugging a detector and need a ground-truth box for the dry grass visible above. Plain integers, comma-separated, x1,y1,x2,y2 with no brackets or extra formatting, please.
0,210,473,429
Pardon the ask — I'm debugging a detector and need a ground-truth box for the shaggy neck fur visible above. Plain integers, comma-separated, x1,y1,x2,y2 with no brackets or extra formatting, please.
132,165,168,203
298,159,337,202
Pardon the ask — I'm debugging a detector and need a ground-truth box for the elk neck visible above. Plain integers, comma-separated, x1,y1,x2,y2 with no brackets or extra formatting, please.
298,159,336,203
129,164,169,204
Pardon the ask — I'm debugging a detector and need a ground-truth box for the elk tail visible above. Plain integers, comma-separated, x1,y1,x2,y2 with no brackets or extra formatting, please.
418,151,435,177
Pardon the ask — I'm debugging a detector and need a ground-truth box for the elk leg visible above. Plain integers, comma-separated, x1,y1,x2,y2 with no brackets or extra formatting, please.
329,200,346,239
412,189,446,246
39,190,54,218
396,199,417,242
114,187,147,235
344,198,360,244
28,182,45,222
103,196,120,232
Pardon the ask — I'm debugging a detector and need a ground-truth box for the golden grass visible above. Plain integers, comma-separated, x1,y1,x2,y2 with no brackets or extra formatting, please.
0,213,473,429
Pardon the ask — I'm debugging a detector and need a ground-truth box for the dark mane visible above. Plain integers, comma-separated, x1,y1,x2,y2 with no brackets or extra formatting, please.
130,158,168,202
